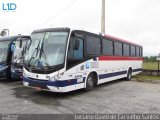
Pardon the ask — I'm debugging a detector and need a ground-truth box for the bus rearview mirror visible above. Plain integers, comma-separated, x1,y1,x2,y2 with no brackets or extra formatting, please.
19,36,32,48
11,43,15,52
19,39,22,48
74,39,80,50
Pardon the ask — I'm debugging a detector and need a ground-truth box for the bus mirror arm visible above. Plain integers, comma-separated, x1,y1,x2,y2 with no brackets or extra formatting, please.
74,33,81,50
19,36,32,48
74,39,80,50
19,38,22,48
74,33,83,38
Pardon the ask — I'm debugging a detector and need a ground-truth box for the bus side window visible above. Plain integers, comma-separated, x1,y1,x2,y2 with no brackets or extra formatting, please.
73,38,83,60
67,36,84,69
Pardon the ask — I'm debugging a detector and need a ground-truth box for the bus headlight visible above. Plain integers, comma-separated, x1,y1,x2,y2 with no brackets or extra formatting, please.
49,76,56,81
15,68,22,72
0,67,2,71
56,73,63,79
49,73,63,81
23,71,28,78
11,67,15,72
0,66,7,71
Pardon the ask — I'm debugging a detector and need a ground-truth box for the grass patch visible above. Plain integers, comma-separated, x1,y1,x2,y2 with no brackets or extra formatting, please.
133,75,160,80
132,75,160,84
143,62,158,70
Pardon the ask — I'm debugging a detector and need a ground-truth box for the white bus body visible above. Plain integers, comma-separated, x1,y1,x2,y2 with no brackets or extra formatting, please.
23,28,143,92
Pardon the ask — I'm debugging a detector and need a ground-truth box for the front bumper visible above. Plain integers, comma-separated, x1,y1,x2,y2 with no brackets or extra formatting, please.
11,67,23,79
0,64,9,79
11,71,22,79
0,69,7,79
23,77,85,93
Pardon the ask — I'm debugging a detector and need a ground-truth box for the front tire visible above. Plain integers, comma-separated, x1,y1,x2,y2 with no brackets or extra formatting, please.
84,74,95,91
126,69,132,81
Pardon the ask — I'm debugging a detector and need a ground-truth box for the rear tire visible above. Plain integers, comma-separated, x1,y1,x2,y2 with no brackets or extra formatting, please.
84,74,95,91
126,69,132,81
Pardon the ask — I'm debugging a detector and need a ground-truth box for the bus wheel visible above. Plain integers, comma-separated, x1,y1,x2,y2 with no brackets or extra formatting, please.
126,69,132,81
84,74,95,91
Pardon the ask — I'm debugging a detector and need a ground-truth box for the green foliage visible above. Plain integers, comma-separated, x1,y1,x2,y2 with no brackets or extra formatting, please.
143,56,157,62
143,56,159,70
133,75,160,80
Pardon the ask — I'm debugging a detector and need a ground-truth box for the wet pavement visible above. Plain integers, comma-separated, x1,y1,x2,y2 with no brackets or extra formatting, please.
0,79,160,113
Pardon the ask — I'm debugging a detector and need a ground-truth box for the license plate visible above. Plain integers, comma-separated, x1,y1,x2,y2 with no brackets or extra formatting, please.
34,87,42,91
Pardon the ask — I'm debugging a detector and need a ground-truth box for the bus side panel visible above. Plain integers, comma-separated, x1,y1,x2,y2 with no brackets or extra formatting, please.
97,59,142,84
23,57,143,92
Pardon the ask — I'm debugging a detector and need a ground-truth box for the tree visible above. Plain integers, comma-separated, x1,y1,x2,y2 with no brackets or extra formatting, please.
144,56,156,62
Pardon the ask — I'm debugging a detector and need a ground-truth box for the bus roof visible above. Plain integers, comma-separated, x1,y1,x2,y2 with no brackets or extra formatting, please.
31,27,142,47
32,28,70,33
104,34,142,47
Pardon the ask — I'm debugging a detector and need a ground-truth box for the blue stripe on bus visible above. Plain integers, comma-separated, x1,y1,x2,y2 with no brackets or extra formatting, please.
99,71,127,80
99,68,142,80
23,68,142,87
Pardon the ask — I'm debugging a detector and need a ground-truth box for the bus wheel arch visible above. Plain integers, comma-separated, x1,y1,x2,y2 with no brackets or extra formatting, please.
84,71,98,91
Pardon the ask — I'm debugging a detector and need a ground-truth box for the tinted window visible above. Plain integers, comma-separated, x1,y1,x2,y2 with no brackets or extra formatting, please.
12,39,29,64
0,41,10,62
86,35,101,55
139,47,141,57
131,45,136,56
74,38,83,60
114,42,122,56
140,47,143,57
136,46,140,57
123,44,130,56
102,39,113,55
26,32,68,67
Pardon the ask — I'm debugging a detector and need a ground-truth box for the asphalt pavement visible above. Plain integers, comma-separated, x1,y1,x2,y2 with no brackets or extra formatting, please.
0,79,160,114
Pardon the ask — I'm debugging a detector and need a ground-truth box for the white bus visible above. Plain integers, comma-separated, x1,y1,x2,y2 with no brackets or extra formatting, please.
23,28,143,92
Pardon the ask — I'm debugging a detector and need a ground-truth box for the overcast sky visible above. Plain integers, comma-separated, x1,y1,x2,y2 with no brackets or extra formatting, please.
0,0,159,56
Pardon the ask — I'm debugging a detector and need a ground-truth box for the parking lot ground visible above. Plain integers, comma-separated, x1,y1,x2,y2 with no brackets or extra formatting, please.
0,79,160,114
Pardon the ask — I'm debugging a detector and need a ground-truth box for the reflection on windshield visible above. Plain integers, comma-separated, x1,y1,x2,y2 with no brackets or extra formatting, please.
12,38,30,65
25,31,68,68
0,41,10,63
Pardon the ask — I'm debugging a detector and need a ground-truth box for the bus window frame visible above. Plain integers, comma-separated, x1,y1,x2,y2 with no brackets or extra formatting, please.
66,31,85,70
102,38,114,56
85,33,102,56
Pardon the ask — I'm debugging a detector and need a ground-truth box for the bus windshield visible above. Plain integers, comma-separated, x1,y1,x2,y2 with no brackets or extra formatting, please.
12,38,30,65
24,31,69,68
0,41,10,63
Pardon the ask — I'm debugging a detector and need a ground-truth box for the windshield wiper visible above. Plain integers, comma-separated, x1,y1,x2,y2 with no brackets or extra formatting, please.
28,40,41,66
40,49,50,67
13,37,32,66
28,38,50,68
38,38,50,67
14,49,24,65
